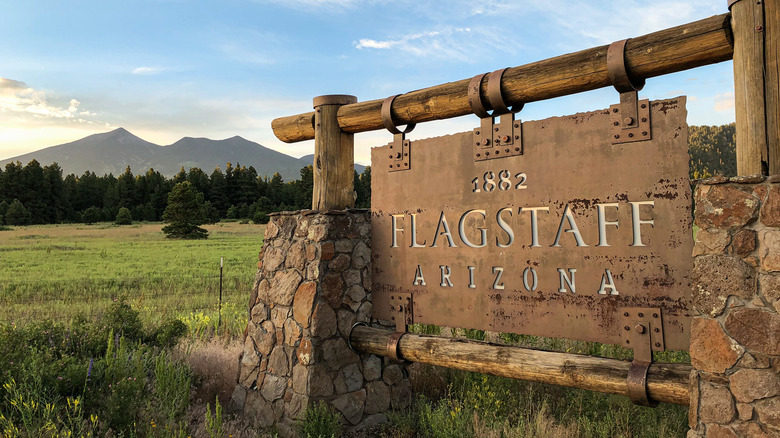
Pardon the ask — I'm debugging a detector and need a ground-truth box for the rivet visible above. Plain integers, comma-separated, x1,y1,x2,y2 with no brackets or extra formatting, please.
390,145,393,149
515,147,519,151
642,131,648,136
655,342,661,348
626,340,630,344
501,135,510,142
388,165,392,168
404,153,408,156
494,127,499,132
623,312,629,317
389,155,393,158
638,312,644,317
514,123,519,128
495,150,500,154
614,134,620,139
654,328,660,333
613,108,619,113
653,313,658,318
476,153,481,157
486,152,490,156
494,139,499,143
396,164,400,167
391,295,395,299
641,103,647,109
476,130,481,135
476,142,481,146
628,133,634,138
515,135,519,139
613,121,619,126
756,25,764,32
505,149,510,153
624,325,630,331
641,117,647,122
404,163,408,166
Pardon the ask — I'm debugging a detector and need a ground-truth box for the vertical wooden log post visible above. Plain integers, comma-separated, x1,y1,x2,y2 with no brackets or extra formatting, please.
731,0,780,175
312,95,358,210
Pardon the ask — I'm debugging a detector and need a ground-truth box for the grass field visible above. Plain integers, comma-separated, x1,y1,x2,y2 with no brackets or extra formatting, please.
0,221,263,335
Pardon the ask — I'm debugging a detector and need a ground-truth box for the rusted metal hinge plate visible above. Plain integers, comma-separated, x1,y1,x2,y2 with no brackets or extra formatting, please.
620,307,664,362
389,293,413,331
473,114,523,161
610,99,651,144
388,137,410,172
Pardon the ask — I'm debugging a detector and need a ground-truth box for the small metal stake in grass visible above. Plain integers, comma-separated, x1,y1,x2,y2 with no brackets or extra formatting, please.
218,257,223,334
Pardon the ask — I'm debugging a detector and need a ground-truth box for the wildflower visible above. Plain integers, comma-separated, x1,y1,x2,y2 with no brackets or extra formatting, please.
87,358,94,378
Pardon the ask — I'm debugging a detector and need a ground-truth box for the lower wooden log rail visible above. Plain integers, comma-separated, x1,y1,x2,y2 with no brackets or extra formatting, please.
349,325,691,406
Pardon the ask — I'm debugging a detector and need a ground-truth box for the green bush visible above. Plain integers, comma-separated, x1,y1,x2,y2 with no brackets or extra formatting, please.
298,400,342,438
115,207,133,225
82,206,101,225
253,211,269,224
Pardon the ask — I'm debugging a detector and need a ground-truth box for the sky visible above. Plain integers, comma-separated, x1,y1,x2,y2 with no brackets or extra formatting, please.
0,0,734,166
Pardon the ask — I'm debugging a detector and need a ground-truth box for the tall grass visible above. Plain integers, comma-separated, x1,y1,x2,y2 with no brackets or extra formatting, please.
0,221,261,334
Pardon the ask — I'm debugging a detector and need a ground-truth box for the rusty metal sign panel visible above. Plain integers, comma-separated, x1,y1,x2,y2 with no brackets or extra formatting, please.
370,98,693,351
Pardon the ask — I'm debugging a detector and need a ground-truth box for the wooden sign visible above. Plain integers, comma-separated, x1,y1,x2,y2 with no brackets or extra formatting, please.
370,98,693,351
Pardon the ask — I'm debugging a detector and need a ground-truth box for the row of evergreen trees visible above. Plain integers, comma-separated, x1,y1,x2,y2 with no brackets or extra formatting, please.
0,160,372,226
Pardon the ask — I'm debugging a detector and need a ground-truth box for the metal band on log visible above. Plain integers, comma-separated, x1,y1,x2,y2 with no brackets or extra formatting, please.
272,13,733,143
348,325,691,406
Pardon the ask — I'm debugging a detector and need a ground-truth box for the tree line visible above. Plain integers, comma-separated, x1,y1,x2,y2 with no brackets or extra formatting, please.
0,124,735,226
0,161,372,226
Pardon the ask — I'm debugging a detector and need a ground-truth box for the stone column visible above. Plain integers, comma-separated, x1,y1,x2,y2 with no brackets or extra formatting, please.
231,210,411,437
689,176,780,437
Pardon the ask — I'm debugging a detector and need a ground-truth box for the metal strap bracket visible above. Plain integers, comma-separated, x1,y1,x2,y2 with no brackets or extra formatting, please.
620,307,663,407
388,293,413,332
607,39,651,144
382,94,415,172
469,69,523,161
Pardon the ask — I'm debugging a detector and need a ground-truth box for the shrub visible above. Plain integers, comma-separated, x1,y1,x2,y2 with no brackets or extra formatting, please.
298,400,342,438
114,207,132,225
5,199,31,225
103,298,143,341
148,319,188,348
82,206,101,225
253,211,269,224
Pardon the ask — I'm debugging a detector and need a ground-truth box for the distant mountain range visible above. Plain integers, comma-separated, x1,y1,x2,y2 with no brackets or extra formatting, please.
0,128,364,181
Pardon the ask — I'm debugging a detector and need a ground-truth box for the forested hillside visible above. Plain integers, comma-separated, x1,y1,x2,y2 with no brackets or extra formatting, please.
0,162,371,226
0,124,733,226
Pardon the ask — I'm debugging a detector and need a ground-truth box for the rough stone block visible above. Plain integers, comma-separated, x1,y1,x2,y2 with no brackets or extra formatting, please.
754,397,780,430
308,364,334,397
761,185,780,226
320,241,335,260
705,425,737,438
335,239,354,253
323,337,359,371
261,374,287,402
760,274,780,309
334,363,364,394
311,302,338,339
333,389,366,425
693,229,731,256
292,363,308,394
292,281,317,329
363,355,382,381
321,273,344,309
250,302,269,324
343,269,362,286
328,253,351,272
364,381,391,415
246,390,274,428
296,339,314,365
695,185,759,230
230,385,247,414
698,382,735,424
256,321,276,356
729,369,779,403
391,379,412,410
690,318,744,374
731,229,757,257
733,423,772,438
263,246,287,273
285,240,306,271
337,309,357,338
725,308,780,355
352,241,371,269
268,346,290,377
286,393,310,421
283,319,301,346
344,285,367,312
270,270,302,306
691,255,756,317
736,352,772,369
760,229,780,272
736,402,753,421
383,364,404,386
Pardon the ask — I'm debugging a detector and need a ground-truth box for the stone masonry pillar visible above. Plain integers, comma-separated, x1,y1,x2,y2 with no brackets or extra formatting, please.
231,210,411,437
689,176,780,437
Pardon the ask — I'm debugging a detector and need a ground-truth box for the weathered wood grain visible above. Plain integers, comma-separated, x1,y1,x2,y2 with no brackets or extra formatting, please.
732,0,769,175
350,326,691,406
273,13,733,143
312,97,356,210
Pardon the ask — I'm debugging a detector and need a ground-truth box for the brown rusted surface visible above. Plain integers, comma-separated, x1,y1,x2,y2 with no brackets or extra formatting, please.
370,98,693,351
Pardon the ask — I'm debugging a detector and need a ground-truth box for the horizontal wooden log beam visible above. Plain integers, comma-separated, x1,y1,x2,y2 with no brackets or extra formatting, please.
272,13,733,143
350,326,691,406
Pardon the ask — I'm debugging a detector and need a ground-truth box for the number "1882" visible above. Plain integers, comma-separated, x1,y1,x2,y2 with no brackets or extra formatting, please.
471,171,527,193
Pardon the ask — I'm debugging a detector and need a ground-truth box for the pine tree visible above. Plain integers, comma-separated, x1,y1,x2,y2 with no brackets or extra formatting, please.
5,199,31,225
162,181,208,239
115,207,133,225
82,206,101,224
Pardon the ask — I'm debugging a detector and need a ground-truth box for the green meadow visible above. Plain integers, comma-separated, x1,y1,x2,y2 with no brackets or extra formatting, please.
0,221,262,336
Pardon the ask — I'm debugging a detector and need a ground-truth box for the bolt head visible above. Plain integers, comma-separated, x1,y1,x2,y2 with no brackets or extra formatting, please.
634,324,646,334
501,135,510,142
623,117,634,125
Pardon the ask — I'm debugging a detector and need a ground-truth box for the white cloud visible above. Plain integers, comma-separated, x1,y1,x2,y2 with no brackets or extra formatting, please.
0,78,98,121
714,92,735,112
132,66,165,75
354,27,488,61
